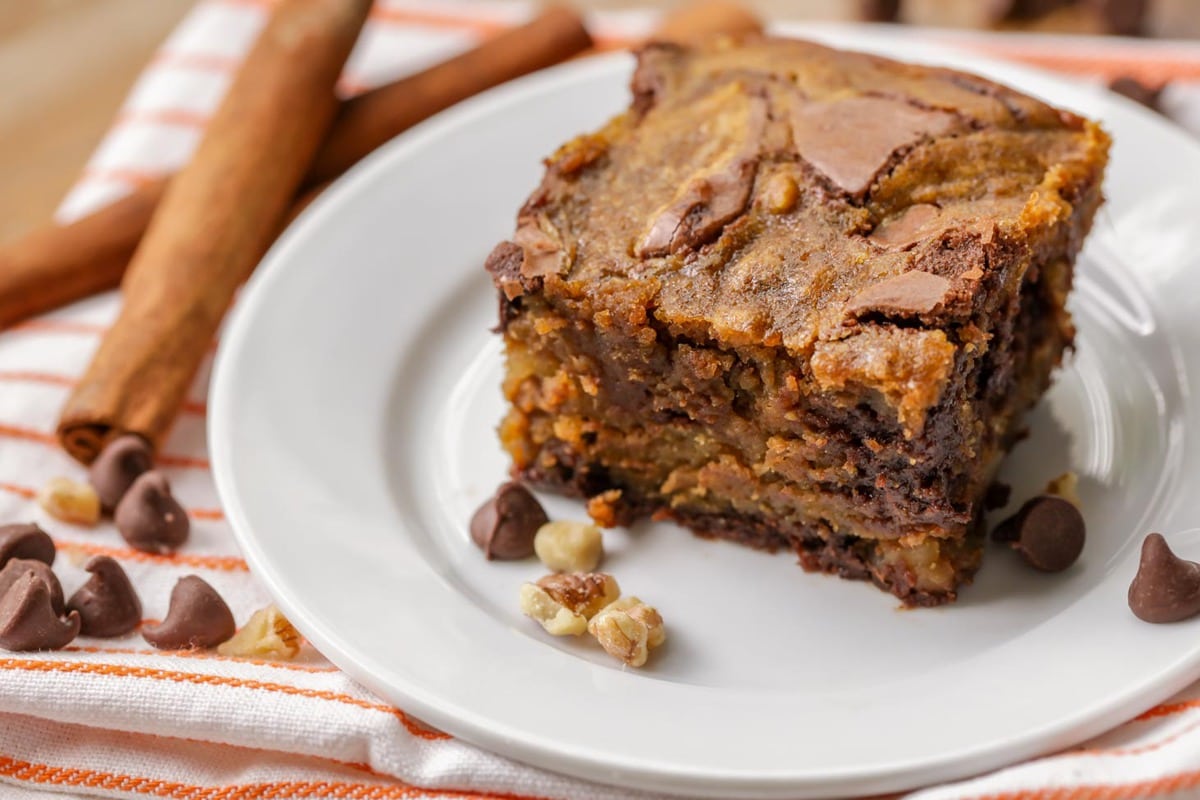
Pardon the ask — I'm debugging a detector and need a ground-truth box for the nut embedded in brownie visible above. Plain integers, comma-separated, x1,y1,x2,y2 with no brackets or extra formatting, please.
485,37,1110,605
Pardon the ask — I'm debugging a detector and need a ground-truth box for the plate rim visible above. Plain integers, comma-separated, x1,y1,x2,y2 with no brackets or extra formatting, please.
210,29,1200,798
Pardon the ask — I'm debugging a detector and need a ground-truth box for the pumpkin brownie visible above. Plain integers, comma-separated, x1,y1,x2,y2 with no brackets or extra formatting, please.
485,36,1110,605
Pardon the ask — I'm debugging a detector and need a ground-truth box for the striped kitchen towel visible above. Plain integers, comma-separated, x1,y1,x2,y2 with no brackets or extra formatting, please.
3,2,1200,798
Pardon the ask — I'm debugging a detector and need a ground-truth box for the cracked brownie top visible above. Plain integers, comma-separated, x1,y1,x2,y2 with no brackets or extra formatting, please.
493,36,1109,431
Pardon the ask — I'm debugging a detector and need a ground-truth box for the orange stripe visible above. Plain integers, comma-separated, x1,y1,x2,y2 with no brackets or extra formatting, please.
115,108,211,129
0,482,36,500
0,479,222,520
7,319,110,336
0,371,75,388
63,644,339,675
218,0,509,36
590,35,636,52
183,399,207,415
149,51,244,73
79,167,171,188
0,755,552,800
220,0,511,36
0,658,450,741
965,41,1200,84
339,77,371,96
8,319,221,358
0,423,57,447
0,425,212,471
1138,698,1200,721
53,539,248,573
156,454,211,470
368,6,508,36
0,371,208,417
963,769,1200,800
1073,717,1200,759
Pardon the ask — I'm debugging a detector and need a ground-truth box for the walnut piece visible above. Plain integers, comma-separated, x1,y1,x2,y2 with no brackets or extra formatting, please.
586,489,623,528
217,604,302,660
37,477,100,526
534,520,603,572
519,572,619,636
763,172,798,214
587,596,666,667
539,572,620,618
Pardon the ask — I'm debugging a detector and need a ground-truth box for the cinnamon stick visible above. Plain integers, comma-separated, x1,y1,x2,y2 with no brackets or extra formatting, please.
306,5,593,186
0,179,165,329
57,0,372,463
0,6,592,333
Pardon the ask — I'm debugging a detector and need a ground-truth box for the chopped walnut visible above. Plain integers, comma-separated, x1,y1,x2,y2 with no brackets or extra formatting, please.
534,520,603,572
602,596,665,647
217,604,302,659
37,477,100,526
519,572,619,636
520,584,585,635
587,596,666,667
540,572,619,618
1044,471,1080,508
762,172,798,214
586,489,623,528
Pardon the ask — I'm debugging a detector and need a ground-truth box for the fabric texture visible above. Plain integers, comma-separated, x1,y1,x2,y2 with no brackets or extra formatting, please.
3,1,1200,797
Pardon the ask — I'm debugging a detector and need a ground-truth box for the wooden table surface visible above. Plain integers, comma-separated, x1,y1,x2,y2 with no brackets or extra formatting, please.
3,0,1193,245
0,0,196,242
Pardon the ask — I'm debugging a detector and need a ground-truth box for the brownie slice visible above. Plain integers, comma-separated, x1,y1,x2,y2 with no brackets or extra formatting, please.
485,37,1109,605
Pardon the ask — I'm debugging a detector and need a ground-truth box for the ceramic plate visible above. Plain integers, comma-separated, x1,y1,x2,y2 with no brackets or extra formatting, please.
210,26,1200,798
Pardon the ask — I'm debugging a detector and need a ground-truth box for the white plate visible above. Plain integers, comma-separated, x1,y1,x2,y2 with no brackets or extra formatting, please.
210,26,1200,798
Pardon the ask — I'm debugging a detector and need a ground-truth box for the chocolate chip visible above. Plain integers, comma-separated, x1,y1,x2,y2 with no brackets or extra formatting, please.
790,97,958,198
857,0,900,22
89,434,154,512
846,270,952,319
637,92,768,258
0,523,55,569
630,43,678,116
67,556,142,638
869,204,948,250
637,157,759,257
470,482,548,560
1001,0,1074,22
984,482,1012,511
1088,0,1146,36
114,471,189,554
514,217,566,279
0,559,64,615
1108,76,1162,112
484,240,524,298
1128,533,1200,623
992,495,1085,572
0,573,80,651
143,576,235,650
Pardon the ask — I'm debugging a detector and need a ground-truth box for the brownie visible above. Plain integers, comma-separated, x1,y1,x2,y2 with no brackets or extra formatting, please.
485,37,1109,605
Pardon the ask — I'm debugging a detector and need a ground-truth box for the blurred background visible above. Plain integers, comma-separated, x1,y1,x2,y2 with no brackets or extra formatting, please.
2,0,1196,242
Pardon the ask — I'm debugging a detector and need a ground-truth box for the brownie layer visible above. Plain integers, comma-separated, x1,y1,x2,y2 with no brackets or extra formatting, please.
497,250,1073,604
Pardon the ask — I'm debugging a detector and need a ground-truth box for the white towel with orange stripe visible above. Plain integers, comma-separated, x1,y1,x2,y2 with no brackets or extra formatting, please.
4,2,1200,798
